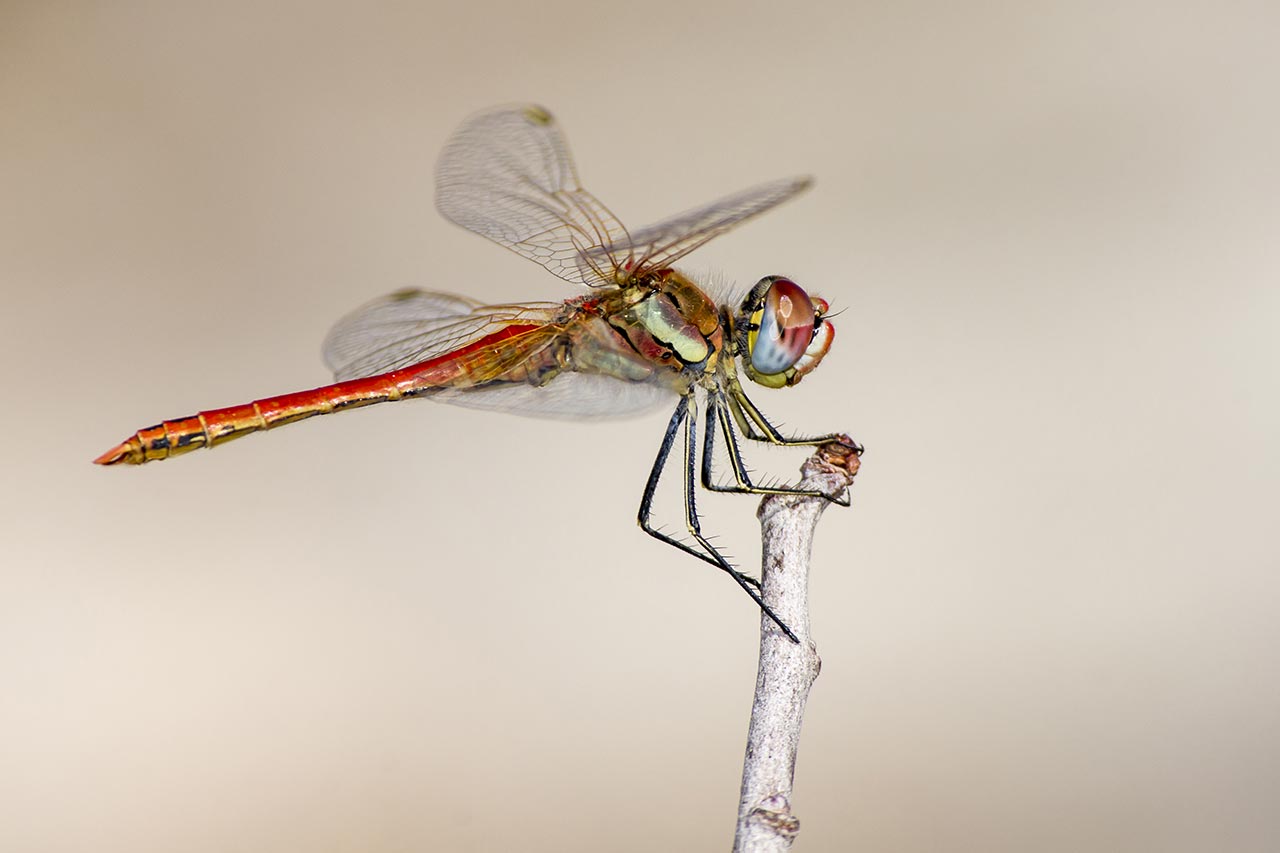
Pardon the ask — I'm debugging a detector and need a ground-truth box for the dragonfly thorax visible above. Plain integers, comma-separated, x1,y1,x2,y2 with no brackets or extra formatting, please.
556,272,726,395
613,273,725,369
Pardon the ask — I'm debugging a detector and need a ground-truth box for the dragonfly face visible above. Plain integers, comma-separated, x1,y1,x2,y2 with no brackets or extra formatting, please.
737,275,835,389
95,104,859,642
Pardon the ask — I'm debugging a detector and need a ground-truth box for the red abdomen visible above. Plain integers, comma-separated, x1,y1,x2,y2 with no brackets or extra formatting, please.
95,322,551,465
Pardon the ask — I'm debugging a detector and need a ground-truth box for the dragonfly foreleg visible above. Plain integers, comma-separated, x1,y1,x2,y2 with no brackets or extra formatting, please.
638,395,799,643
728,380,862,453
701,393,832,501
725,384,859,505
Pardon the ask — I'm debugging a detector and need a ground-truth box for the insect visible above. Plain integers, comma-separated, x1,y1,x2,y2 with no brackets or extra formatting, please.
95,104,859,641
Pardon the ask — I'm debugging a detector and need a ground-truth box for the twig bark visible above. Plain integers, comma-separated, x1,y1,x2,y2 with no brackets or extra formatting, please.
733,439,861,853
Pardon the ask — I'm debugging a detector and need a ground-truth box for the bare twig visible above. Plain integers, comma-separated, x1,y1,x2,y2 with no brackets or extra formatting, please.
733,439,861,853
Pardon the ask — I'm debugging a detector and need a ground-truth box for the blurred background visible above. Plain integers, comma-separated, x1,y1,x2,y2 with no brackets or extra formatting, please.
2,1,1277,851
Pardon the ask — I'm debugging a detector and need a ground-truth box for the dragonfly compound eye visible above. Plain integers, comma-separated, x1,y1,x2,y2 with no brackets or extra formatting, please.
748,277,817,376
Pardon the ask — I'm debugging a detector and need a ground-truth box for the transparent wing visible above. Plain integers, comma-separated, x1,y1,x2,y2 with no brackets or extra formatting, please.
436,105,812,287
578,176,812,277
322,288,563,381
435,104,630,288
429,372,672,420
322,288,672,420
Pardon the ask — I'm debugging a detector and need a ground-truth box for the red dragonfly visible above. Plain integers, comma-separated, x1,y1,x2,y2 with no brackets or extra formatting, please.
95,104,858,641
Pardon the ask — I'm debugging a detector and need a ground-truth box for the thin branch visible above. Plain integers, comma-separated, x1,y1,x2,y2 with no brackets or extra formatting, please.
733,439,861,853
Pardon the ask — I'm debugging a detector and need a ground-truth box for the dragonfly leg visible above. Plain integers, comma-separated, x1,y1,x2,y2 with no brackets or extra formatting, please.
702,393,831,500
720,386,858,507
638,396,798,643
728,380,863,453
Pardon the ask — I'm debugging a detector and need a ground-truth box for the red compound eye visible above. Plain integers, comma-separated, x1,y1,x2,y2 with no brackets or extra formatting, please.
749,278,816,375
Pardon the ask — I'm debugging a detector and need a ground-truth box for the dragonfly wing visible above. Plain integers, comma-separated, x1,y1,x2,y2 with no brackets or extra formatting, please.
435,104,630,288
322,288,563,381
323,288,670,419
582,176,812,274
431,372,672,420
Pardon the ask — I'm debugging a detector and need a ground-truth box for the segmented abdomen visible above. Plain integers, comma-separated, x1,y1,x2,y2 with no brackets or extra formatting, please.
95,322,555,465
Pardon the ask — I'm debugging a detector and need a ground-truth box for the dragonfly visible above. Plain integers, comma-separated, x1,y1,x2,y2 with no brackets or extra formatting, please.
95,104,860,642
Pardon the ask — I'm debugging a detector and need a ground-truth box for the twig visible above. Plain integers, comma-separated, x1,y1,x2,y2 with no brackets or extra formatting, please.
733,439,861,853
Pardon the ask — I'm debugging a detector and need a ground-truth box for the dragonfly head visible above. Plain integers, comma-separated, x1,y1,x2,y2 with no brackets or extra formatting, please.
738,276,834,389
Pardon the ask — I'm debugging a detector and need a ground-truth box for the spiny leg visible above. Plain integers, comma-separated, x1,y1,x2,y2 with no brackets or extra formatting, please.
719,388,854,507
679,398,799,642
702,392,829,500
638,395,798,643
728,379,861,452
640,397,750,574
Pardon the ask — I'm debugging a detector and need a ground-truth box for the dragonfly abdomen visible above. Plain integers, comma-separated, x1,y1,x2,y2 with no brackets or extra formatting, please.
95,322,564,466
93,375,413,465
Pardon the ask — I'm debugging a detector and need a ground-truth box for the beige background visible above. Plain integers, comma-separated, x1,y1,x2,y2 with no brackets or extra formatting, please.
3,2,1278,851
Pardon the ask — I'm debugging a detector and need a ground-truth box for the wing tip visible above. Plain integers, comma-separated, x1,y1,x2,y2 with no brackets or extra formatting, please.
521,104,554,126
786,175,815,195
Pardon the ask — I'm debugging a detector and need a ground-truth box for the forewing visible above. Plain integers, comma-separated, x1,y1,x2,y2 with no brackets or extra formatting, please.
435,104,630,287
322,289,562,381
581,176,812,275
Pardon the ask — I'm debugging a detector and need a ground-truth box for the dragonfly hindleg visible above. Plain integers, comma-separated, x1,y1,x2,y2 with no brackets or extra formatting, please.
638,395,798,642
